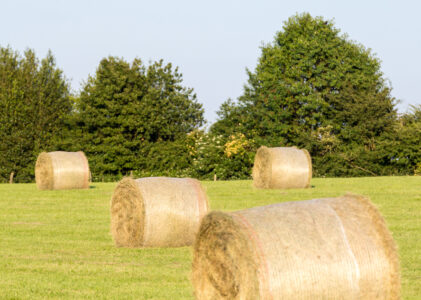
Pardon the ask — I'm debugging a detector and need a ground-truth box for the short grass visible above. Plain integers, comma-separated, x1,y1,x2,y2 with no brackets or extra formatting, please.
0,177,420,299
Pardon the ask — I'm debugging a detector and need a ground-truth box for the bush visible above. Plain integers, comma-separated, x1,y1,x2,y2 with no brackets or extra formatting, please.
187,131,256,180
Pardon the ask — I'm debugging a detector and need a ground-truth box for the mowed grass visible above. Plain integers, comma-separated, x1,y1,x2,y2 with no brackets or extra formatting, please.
0,177,420,299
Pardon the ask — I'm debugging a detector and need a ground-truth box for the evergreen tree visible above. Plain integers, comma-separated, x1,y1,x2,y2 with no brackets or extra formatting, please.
0,47,71,182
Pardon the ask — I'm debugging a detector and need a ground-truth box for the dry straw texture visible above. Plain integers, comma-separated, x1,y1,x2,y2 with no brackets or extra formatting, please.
252,146,312,189
35,151,90,190
192,194,400,300
111,177,209,248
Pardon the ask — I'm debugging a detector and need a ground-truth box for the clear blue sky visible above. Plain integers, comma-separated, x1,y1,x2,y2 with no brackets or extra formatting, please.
1,0,420,124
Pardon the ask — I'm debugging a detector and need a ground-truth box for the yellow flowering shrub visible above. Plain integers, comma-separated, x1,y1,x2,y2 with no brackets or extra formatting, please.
224,133,253,158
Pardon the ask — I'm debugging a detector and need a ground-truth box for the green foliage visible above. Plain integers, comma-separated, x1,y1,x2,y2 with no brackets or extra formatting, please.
211,98,244,137
61,57,204,177
0,14,417,180
133,139,194,179
186,131,256,180
212,13,398,177
377,105,421,175
0,47,71,182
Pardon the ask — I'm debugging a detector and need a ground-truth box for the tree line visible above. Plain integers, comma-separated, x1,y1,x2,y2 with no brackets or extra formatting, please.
1,13,420,183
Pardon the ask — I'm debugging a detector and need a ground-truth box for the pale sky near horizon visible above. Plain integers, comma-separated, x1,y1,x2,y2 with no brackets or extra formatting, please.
1,0,420,124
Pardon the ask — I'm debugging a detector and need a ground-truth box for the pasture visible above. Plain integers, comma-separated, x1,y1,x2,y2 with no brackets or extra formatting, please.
0,177,420,299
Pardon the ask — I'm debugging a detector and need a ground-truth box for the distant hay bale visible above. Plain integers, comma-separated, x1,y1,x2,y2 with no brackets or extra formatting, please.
252,146,312,189
35,151,90,190
192,194,400,300
110,177,209,248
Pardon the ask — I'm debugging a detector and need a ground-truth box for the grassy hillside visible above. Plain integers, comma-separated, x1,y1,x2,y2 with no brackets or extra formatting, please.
0,177,420,299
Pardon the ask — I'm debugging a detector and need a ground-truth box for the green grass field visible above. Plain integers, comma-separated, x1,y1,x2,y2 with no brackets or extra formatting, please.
0,177,420,299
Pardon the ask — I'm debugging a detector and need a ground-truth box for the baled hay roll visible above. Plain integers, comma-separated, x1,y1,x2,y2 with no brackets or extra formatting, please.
111,177,209,248
193,194,400,300
35,151,90,190
252,146,312,189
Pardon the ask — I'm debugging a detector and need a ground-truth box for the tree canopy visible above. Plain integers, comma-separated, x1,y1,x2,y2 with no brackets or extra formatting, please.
63,57,204,178
0,47,71,182
212,13,398,176
0,15,418,181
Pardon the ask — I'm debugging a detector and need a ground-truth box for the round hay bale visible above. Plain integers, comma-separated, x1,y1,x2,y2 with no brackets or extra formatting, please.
192,194,400,300
35,151,90,190
111,177,209,248
252,146,312,189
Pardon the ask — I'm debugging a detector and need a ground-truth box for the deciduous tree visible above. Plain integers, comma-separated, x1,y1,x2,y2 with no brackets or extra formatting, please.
212,13,397,176
0,47,71,182
67,57,204,177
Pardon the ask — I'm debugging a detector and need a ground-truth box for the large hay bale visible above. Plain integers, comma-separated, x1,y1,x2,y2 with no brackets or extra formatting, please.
111,177,209,248
192,194,400,300
35,151,90,190
252,146,312,189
